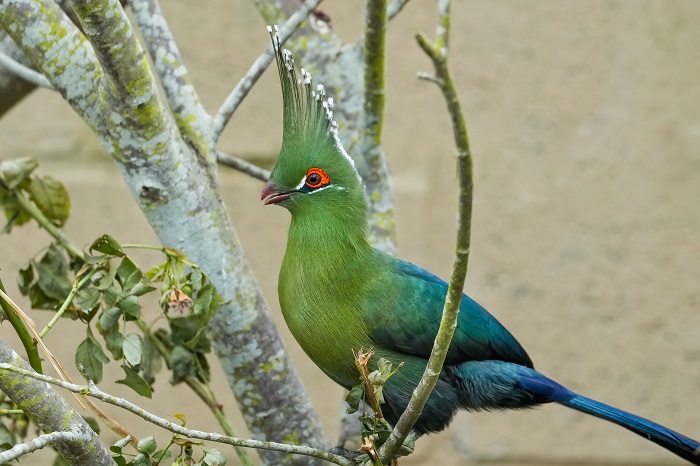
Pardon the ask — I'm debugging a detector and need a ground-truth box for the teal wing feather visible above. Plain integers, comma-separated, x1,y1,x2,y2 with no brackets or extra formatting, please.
368,259,534,368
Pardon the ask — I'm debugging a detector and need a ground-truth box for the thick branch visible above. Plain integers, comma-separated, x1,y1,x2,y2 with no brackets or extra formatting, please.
0,0,103,127
0,364,353,466
5,1,330,462
130,0,215,162
0,339,114,466
357,0,396,255
379,0,474,460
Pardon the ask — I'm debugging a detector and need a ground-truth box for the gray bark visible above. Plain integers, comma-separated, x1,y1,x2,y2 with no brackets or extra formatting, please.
0,338,115,466
0,1,328,464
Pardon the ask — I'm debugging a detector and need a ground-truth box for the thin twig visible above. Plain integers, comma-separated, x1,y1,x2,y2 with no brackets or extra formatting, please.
134,319,256,466
0,52,54,89
212,0,324,141
379,0,474,461
0,187,140,444
387,0,411,21
217,150,270,182
0,364,354,466
0,431,80,463
354,351,383,419
39,268,97,338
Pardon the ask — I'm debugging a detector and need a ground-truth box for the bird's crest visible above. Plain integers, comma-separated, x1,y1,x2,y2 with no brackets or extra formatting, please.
268,25,358,174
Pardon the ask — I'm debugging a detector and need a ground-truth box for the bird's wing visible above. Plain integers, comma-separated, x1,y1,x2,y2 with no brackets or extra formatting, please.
367,259,534,368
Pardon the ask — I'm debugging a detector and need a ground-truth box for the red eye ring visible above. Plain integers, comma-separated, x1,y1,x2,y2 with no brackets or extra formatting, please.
305,167,330,189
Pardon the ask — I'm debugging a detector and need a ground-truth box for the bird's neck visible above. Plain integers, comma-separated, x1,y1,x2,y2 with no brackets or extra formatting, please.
286,205,373,267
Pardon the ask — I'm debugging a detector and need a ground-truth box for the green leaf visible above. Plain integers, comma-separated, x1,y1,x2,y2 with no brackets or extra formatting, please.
141,335,163,385
110,435,133,454
117,257,155,297
26,175,71,227
133,453,150,466
123,333,143,367
193,283,222,322
0,157,38,190
170,345,197,384
27,282,55,310
98,307,122,331
35,259,71,301
2,205,32,233
95,263,118,291
137,436,157,455
90,234,124,257
103,327,125,360
145,261,166,281
0,422,16,447
75,330,109,383
395,433,416,458
76,286,101,313
82,416,100,434
101,286,120,308
201,448,226,466
116,295,139,321
116,365,153,398
16,264,34,295
52,453,71,466
153,449,172,461
345,384,365,414
170,317,210,353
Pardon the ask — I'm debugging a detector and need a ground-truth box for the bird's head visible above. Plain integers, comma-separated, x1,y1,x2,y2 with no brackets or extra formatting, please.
261,26,365,217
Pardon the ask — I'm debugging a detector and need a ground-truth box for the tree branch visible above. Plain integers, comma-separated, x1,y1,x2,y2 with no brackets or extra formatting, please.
217,150,271,182
5,1,330,461
387,0,411,21
379,0,474,461
0,363,354,466
357,0,397,256
0,0,103,127
0,51,54,89
212,0,324,142
0,431,81,464
0,277,42,374
130,0,215,163
0,339,114,466
0,33,38,116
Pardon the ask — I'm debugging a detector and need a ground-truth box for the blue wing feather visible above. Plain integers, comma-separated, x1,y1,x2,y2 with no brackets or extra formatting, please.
368,258,533,368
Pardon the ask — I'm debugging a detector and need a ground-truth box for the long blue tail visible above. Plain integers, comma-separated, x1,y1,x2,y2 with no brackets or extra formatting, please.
514,369,700,464
559,395,700,464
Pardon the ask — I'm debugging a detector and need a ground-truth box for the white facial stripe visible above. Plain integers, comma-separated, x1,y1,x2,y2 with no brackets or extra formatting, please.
294,175,307,190
308,184,346,195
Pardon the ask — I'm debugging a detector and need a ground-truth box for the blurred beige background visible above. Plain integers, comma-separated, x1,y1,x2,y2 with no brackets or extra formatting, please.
1,1,699,465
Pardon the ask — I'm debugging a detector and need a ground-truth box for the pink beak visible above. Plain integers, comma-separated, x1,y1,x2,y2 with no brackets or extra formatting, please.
261,180,292,205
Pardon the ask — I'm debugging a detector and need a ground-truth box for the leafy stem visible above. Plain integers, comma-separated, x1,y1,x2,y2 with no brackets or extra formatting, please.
10,189,84,260
378,0,474,462
39,267,97,338
134,318,255,466
0,278,42,373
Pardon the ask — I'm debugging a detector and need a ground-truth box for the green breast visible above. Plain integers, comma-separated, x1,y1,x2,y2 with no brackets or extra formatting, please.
279,251,377,390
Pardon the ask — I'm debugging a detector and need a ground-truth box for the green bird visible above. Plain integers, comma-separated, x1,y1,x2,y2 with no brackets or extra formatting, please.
261,28,700,464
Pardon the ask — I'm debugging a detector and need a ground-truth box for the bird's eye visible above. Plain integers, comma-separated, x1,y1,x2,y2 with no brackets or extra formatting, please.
305,167,330,189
